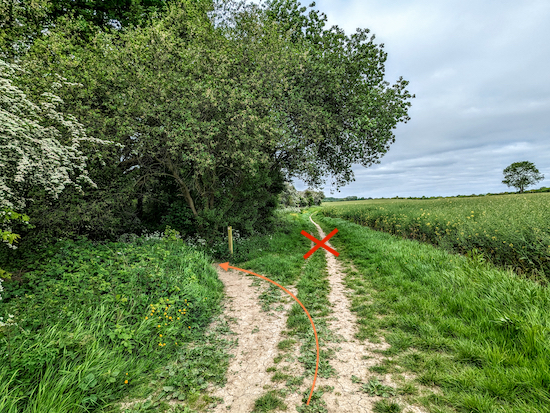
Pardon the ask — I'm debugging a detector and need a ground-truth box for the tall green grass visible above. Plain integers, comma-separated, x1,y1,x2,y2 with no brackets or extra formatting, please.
0,235,226,412
321,193,550,282
316,215,550,413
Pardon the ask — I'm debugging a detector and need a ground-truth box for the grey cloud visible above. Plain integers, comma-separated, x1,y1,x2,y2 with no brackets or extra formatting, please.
247,0,550,197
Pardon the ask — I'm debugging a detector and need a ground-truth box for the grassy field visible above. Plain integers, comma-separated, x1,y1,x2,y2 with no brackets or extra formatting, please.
316,214,550,413
321,193,550,282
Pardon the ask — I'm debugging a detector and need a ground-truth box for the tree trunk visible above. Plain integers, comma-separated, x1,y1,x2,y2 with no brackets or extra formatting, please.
165,157,198,217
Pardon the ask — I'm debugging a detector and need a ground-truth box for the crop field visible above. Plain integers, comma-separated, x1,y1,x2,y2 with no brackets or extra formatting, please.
321,193,550,282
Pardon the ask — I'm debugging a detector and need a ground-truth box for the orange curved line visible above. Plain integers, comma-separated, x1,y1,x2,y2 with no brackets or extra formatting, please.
220,263,320,406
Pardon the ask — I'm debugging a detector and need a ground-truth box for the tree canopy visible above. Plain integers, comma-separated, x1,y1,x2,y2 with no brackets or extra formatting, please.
256,0,415,188
0,0,173,60
502,161,545,194
1,0,415,244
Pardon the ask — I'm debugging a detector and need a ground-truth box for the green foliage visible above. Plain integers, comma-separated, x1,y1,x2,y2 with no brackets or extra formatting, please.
0,0,173,60
10,0,413,245
18,177,143,247
277,338,297,351
161,200,197,237
0,235,225,412
373,400,402,413
258,284,282,312
260,0,415,188
253,390,287,412
44,0,172,30
321,194,550,281
525,186,550,193
359,378,396,397
156,338,230,400
502,161,545,194
18,0,294,239
0,207,34,302
296,388,329,413
0,208,30,249
231,213,310,284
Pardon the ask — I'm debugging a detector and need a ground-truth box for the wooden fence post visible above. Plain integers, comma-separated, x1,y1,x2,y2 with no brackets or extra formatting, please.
228,226,233,255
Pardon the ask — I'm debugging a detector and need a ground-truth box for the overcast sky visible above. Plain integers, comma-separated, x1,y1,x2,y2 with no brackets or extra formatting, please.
246,0,550,198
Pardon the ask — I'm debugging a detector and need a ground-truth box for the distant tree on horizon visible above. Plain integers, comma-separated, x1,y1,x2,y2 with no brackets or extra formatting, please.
279,183,324,206
502,161,544,194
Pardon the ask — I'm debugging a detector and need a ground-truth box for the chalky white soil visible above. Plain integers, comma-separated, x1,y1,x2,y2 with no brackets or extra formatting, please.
308,215,427,413
208,265,298,413
207,214,429,413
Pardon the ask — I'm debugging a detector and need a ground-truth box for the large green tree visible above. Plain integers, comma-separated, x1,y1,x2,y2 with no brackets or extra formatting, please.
109,0,294,233
502,161,545,193
255,0,415,188
18,0,293,237
12,0,415,238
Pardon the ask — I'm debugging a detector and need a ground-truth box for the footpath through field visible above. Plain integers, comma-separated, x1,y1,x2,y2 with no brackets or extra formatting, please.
207,212,428,412
208,264,298,412
307,214,427,413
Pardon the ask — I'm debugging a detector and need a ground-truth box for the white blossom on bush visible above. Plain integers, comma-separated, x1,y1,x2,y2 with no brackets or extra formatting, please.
0,59,122,295
0,59,122,211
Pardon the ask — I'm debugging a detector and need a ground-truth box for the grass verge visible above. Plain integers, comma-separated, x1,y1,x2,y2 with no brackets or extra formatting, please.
315,214,550,413
0,232,229,413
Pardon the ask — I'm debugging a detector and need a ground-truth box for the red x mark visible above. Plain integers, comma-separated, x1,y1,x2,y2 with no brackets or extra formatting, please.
301,228,339,259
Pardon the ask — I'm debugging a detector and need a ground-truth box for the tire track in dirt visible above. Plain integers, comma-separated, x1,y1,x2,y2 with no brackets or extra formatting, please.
208,264,297,413
309,214,428,413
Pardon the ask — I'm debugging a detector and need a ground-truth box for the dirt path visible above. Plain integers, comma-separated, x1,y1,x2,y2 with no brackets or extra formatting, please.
208,264,297,413
309,214,427,413
207,215,428,413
